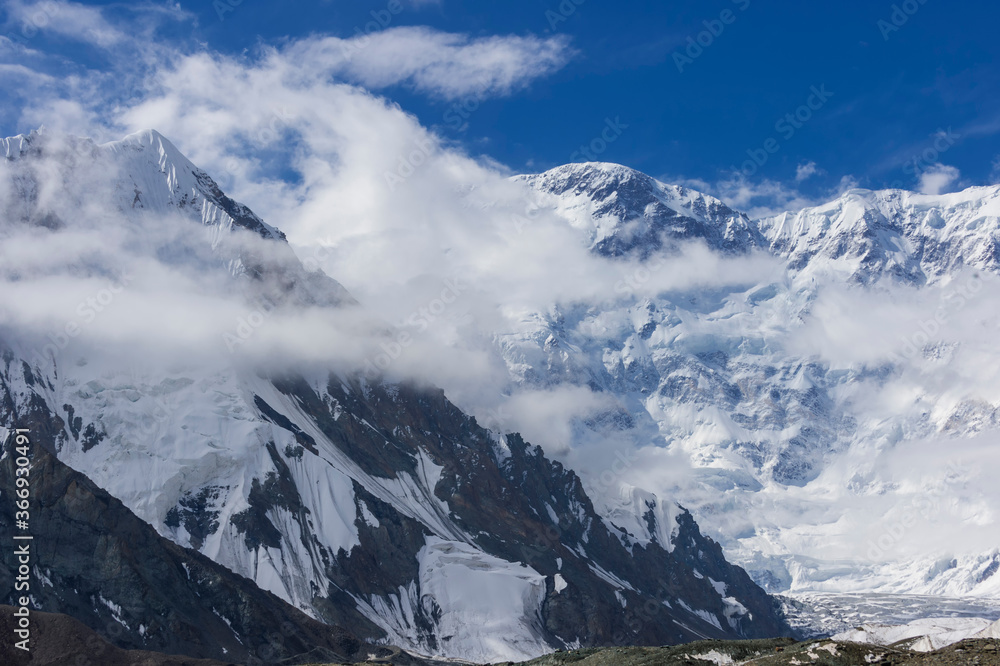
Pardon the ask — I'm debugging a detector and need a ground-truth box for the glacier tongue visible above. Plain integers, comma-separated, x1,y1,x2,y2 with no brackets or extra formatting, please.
833,617,996,652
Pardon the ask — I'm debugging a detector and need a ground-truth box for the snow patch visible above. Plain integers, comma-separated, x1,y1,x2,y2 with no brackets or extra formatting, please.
415,537,549,662
834,617,996,652
357,499,380,528
688,650,735,665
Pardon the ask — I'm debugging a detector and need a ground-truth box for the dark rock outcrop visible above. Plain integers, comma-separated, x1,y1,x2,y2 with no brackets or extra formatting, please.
0,435,405,664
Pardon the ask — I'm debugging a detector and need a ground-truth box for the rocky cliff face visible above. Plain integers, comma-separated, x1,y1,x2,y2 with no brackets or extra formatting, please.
0,348,790,662
0,605,235,666
0,428,399,664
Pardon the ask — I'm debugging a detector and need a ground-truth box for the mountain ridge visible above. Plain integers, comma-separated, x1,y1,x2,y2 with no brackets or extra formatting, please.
6,127,1000,659
0,129,793,663
504,159,1000,604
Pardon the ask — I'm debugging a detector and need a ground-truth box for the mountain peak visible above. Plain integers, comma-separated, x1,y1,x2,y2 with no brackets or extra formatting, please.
541,160,650,179
96,128,287,242
107,128,188,162
518,162,762,257
525,161,659,196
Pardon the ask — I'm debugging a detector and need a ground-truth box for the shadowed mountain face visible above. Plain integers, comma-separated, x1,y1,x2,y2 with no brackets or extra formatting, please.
0,130,790,664
0,434,411,665
0,605,234,666
0,359,791,663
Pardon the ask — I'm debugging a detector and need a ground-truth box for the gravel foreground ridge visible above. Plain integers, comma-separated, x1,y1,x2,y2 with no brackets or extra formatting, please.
4,610,999,666
494,636,1000,666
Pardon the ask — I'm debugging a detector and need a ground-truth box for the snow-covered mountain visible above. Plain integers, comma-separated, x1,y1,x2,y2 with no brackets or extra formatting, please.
760,186,1000,284
516,162,763,257
498,163,1000,605
0,131,790,663
4,128,999,661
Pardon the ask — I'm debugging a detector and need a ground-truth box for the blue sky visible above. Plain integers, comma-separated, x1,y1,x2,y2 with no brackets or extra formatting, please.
313,1,1000,192
3,0,1000,213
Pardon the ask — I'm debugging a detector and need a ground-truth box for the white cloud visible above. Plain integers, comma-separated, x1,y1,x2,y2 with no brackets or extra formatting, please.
0,24,776,466
20,12,1000,578
3,0,126,48
918,163,961,195
486,386,613,456
795,161,819,182
0,62,53,81
286,27,572,100
671,172,859,219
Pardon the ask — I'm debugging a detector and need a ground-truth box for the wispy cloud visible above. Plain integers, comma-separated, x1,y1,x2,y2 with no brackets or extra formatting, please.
15,5,1000,579
3,0,126,48
669,171,859,219
795,161,820,182
918,163,961,195
0,18,773,472
286,27,573,100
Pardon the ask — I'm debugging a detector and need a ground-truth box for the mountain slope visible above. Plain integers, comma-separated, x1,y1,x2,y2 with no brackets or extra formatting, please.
0,429,398,664
0,132,791,663
0,606,233,666
508,164,1000,602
